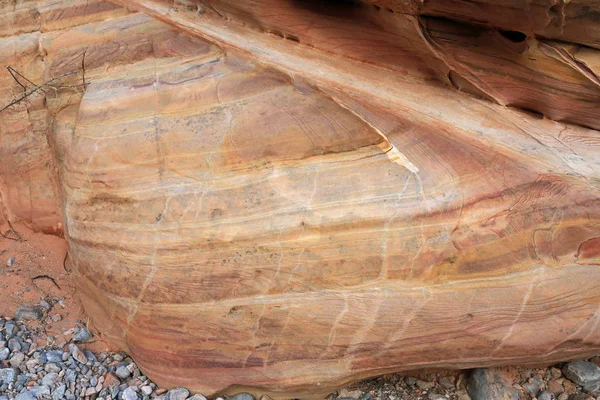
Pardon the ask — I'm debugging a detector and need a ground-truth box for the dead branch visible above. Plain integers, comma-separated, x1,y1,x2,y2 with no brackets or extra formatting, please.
0,70,81,113
63,251,69,273
0,230,19,241
7,220,23,240
7,66,44,94
32,274,62,290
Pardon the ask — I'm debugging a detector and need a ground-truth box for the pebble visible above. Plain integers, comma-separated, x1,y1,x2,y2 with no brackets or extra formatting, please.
104,372,121,387
427,395,446,400
52,383,66,400
141,385,154,395
468,368,519,400
0,347,9,361
189,395,208,400
551,367,562,379
563,361,600,387
227,393,256,400
39,299,52,311
65,368,77,382
6,257,15,267
122,387,139,400
15,393,35,400
583,381,600,393
7,338,21,352
439,376,455,390
72,325,93,343
338,389,363,399
547,379,564,394
9,352,25,368
116,365,132,379
41,372,59,386
416,380,436,391
523,381,541,396
15,306,43,321
167,387,190,400
69,344,88,364
0,368,18,384
4,322,16,337
538,390,553,400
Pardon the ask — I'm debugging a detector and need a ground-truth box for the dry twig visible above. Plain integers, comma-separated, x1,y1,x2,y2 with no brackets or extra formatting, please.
0,67,84,113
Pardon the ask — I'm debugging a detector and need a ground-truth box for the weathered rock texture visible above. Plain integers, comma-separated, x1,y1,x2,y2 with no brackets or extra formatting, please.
1,0,599,397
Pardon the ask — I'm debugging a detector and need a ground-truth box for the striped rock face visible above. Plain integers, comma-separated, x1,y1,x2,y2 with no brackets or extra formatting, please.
2,0,600,397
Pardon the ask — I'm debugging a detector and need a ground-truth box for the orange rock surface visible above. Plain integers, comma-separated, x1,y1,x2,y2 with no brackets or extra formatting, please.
1,0,599,397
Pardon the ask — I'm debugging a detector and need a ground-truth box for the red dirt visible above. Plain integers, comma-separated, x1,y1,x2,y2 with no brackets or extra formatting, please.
0,222,116,353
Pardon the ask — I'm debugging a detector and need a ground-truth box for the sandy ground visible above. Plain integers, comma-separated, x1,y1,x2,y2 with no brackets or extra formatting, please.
0,222,114,353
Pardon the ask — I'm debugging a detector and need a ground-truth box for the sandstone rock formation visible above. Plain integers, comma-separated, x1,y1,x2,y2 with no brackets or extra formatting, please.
1,0,599,397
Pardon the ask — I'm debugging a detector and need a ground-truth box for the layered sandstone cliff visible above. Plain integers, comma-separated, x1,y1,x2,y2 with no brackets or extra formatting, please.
1,0,599,397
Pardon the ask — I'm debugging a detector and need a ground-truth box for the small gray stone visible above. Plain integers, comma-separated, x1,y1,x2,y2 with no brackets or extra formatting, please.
69,344,88,364
15,306,44,321
42,372,59,386
0,368,18,384
52,384,66,400
84,350,97,362
551,367,562,379
563,361,600,386
227,393,255,400
141,385,153,396
65,369,77,382
0,348,9,361
538,391,553,400
427,395,446,400
122,387,139,400
523,382,540,396
8,338,21,352
167,387,190,400
116,365,131,379
39,299,52,311
4,322,16,337
416,380,436,391
583,380,600,393
405,377,417,386
189,395,207,400
439,377,455,390
15,393,35,400
44,350,64,363
9,352,25,368
6,256,15,267
73,326,93,343
467,368,519,400
31,385,51,396
44,363,61,373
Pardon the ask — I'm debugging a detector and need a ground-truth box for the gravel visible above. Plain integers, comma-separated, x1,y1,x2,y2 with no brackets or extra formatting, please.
0,315,225,400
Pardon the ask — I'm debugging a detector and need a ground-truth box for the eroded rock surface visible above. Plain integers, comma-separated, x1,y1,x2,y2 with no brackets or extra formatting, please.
1,0,599,397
